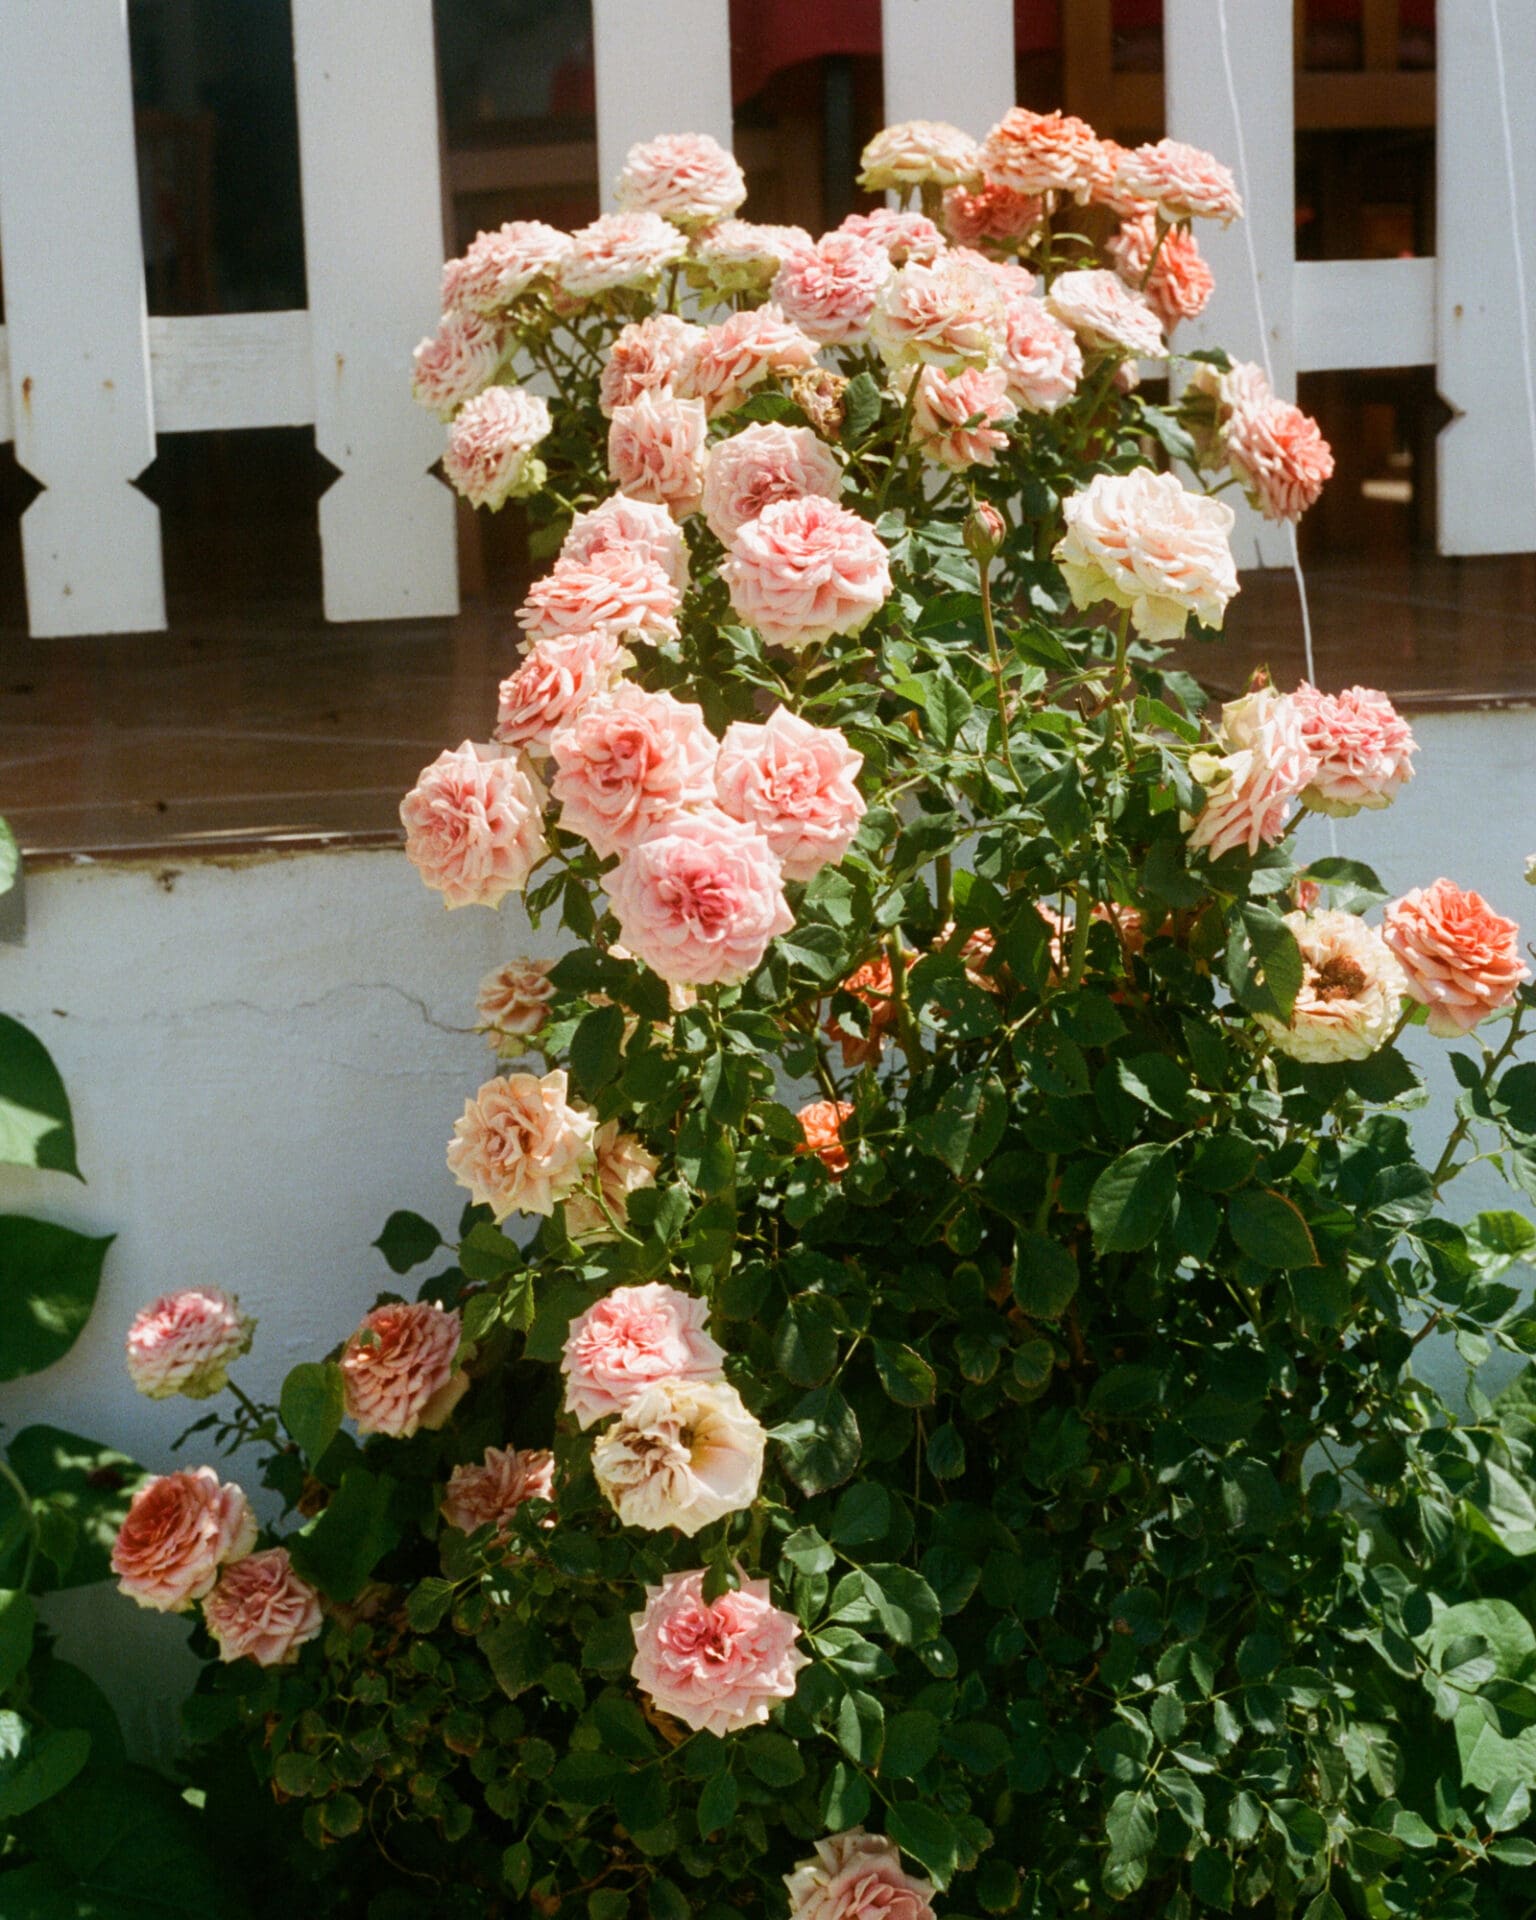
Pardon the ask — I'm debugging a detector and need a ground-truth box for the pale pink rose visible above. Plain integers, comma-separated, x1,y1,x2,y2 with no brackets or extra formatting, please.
400,742,548,910
797,1098,855,1177
446,1069,598,1222
909,364,1017,469
1046,268,1165,359
496,631,632,756
630,1569,808,1735
954,249,1037,303
858,120,983,192
112,1468,257,1614
1114,139,1244,225
701,423,843,546
561,494,690,593
411,311,505,419
341,1300,468,1438
1106,210,1214,329
1220,366,1335,522
598,314,707,417
838,209,947,267
476,956,557,1048
126,1288,255,1400
604,811,793,987
1256,910,1406,1064
615,132,746,228
997,294,1083,413
715,707,865,881
1057,468,1237,639
680,304,822,419
443,385,552,508
441,1445,555,1537
518,549,682,647
593,1378,765,1535
202,1548,323,1668
785,1829,937,1920
1382,880,1533,1036
441,220,572,315
771,234,893,347
722,496,891,651
981,108,1111,202
559,212,687,297
563,1120,661,1240
868,256,1004,374
688,220,814,296
941,181,1044,248
1091,139,1152,218
562,1281,725,1428
1291,683,1417,816
1183,687,1319,861
607,390,708,518
550,683,718,859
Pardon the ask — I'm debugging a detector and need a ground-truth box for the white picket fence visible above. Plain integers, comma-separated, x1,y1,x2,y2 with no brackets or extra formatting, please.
0,0,1531,636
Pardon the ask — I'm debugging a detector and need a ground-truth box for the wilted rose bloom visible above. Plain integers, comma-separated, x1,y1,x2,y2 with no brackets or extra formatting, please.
688,220,814,296
563,1120,661,1240
941,181,1044,248
869,256,1003,372
838,208,947,267
910,365,1017,469
715,707,865,882
771,233,893,346
126,1288,254,1400
722,496,891,650
443,385,552,508
826,955,899,1068
342,1300,468,1438
112,1468,257,1613
517,549,682,647
790,368,852,441
603,811,793,987
981,107,1110,201
616,132,746,228
202,1548,323,1668
562,1281,725,1428
1046,268,1165,359
797,1099,856,1176
1114,138,1244,224
1184,687,1319,861
1106,210,1214,328
1256,911,1406,1063
702,423,844,546
593,1377,766,1535
549,683,718,859
559,211,688,297
630,1569,808,1736
400,742,549,910
561,494,690,593
446,1069,597,1222
997,294,1083,412
858,119,982,192
1221,368,1335,521
411,311,506,419
785,1829,937,1920
441,220,573,315
496,631,632,757
598,313,707,416
680,304,822,418
607,390,709,518
1291,683,1417,816
1382,879,1533,1036
441,1445,555,1538
1056,468,1237,639
476,957,557,1048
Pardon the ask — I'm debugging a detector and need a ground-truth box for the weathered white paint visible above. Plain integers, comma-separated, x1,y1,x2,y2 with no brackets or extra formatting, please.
591,0,734,212
880,0,1015,139
1294,258,1437,373
146,313,316,435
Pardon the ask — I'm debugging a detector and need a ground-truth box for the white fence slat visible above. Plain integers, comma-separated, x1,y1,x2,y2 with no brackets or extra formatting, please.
1436,0,1536,555
0,0,165,637
0,330,9,444
1294,259,1436,372
290,0,458,623
880,0,1016,140
592,0,733,212
148,315,315,435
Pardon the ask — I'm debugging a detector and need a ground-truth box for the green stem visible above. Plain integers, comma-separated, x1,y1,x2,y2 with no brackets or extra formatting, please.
884,932,923,1074
0,1455,40,1595
1065,885,1093,989
874,364,925,518
977,547,1029,800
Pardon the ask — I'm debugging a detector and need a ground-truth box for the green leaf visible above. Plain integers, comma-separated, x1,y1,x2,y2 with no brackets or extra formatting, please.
1088,1145,1176,1253
406,1576,457,1633
1226,904,1303,1023
1228,1188,1319,1268
1301,1896,1345,1920
872,1339,936,1406
911,1074,1007,1177
835,1688,884,1764
772,1299,840,1387
883,1709,942,1779
696,1767,738,1837
886,1803,959,1885
842,371,883,444
774,1386,861,1497
459,1221,522,1282
821,1760,871,1831
740,1730,804,1787
1106,1789,1157,1864
289,1469,400,1602
0,1015,79,1178
570,1003,629,1098
0,1723,91,1819
1011,1234,1078,1317
830,1484,891,1548
860,1565,941,1646
1190,1846,1234,1911
372,1209,442,1273
0,1588,35,1692
279,1362,346,1465
1,1428,147,1590
0,1219,113,1382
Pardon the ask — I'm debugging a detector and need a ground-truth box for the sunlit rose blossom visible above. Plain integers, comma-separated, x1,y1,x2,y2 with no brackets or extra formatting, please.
594,1377,765,1535
1046,268,1165,360
1056,468,1237,639
411,311,505,418
202,1548,322,1668
446,1069,597,1222
858,119,983,192
441,1446,555,1538
443,385,551,507
941,181,1043,248
1091,138,1151,217
630,1570,808,1736
1257,911,1406,1064
1114,138,1244,225
869,256,1003,372
981,107,1110,201
603,811,793,987
517,549,682,647
1220,365,1335,522
953,249,1036,303
1183,687,1318,861
496,631,632,756
550,683,718,859
771,234,893,346
608,390,709,517
688,220,814,295
997,294,1083,413
342,1300,467,1438
476,957,557,1049
400,742,549,910
722,496,891,650
680,304,821,418
560,211,687,297
938,921,1000,994
1382,879,1533,1036
1106,211,1214,329
563,1120,661,1240
441,220,572,315
616,132,746,228
715,707,866,882
1291,683,1417,816
826,956,898,1069
561,494,690,593
838,208,947,267
126,1288,254,1400
112,1468,257,1613
797,1099,856,1176
598,314,707,416
562,1281,726,1429
701,423,844,546
785,1829,937,1920
910,364,1017,469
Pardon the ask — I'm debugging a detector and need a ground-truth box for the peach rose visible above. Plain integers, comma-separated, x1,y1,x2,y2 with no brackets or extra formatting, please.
1106,210,1214,329
441,220,572,315
447,1069,598,1222
869,256,1003,372
688,220,814,296
559,211,687,297
603,811,793,987
825,954,900,1068
563,1120,661,1241
126,1288,255,1400
496,631,632,756
797,1099,856,1176
1256,910,1406,1063
771,234,893,347
443,385,551,508
722,496,891,651
616,132,746,228
715,707,865,882
997,294,1083,413
838,208,948,268
1184,687,1318,861
910,365,1017,469
400,742,549,910
476,957,557,1049
941,181,1044,248
1046,268,1165,360
598,313,707,416
607,390,709,518
680,304,822,418
561,1281,726,1429
701,423,843,546
1221,369,1335,522
630,1569,808,1736
858,120,983,192
411,311,505,419
785,1829,937,1920
593,1377,766,1535
549,683,718,859
1091,138,1150,217
1291,683,1417,816
112,1467,257,1613
981,107,1110,201
1382,879,1533,1037
1057,468,1237,639
441,1445,555,1538
517,549,682,647
1113,138,1244,224
561,494,691,593
202,1547,323,1668
341,1300,468,1438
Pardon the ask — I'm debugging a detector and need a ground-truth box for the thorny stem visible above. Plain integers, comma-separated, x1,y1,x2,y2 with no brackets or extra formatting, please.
884,931,923,1073
1430,1010,1525,1195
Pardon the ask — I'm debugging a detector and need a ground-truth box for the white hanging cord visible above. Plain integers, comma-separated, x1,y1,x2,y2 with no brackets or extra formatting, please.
1488,0,1536,498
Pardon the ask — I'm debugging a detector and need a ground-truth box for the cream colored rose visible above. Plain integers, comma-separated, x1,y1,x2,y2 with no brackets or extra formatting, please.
446,1069,598,1221
1256,910,1406,1063
592,1377,765,1535
1056,468,1237,640
563,1121,661,1240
